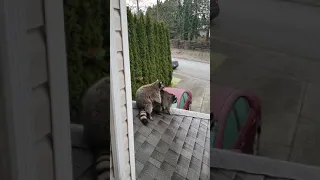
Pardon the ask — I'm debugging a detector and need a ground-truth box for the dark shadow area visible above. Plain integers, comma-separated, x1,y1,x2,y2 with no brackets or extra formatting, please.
211,0,320,178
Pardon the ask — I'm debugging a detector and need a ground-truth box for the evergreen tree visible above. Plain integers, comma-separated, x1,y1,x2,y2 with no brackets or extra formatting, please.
136,13,151,83
183,0,192,40
158,23,168,85
126,9,173,91
146,12,157,82
165,26,173,85
64,0,108,123
127,8,139,97
153,20,161,81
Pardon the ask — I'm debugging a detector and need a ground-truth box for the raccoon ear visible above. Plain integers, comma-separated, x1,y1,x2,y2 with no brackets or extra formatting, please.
158,81,163,89
153,79,159,84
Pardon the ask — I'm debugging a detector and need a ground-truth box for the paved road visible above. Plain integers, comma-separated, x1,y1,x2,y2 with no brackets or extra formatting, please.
173,58,210,81
212,0,320,60
172,58,210,114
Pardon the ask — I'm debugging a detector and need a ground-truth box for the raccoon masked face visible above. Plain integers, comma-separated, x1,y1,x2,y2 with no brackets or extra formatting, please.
172,95,177,103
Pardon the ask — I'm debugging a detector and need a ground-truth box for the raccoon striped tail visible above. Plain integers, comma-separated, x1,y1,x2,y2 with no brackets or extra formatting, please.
95,151,111,180
139,109,148,125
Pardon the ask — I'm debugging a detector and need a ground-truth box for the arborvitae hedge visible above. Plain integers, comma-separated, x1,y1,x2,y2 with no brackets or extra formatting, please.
127,9,173,98
64,0,109,123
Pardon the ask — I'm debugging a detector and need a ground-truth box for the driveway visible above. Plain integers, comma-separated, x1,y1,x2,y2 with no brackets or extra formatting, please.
172,58,210,114
211,0,320,167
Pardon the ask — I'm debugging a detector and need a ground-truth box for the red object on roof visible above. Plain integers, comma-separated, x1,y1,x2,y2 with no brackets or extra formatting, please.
211,84,262,154
164,87,192,110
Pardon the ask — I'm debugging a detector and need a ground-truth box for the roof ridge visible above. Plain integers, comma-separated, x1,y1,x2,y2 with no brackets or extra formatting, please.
211,148,320,180
132,101,210,119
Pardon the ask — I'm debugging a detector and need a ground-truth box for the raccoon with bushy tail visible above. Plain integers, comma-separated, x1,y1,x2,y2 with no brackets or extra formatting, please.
81,76,111,180
136,79,164,125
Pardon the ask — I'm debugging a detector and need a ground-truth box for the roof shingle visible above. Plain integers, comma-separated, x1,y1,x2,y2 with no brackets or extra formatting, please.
133,102,210,180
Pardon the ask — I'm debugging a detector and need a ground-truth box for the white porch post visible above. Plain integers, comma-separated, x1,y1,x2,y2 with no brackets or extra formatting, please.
43,0,74,179
110,0,125,179
119,0,136,178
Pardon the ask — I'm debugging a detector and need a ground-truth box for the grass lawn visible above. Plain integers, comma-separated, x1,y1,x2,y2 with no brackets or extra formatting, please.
171,48,210,62
211,52,227,73
171,77,181,88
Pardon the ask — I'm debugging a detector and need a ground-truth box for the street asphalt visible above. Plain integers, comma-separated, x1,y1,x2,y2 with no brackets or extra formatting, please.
172,58,210,114
212,0,320,60
211,0,320,167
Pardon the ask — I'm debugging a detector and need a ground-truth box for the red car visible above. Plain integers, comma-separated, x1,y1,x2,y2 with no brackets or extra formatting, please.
211,85,262,155
164,87,192,110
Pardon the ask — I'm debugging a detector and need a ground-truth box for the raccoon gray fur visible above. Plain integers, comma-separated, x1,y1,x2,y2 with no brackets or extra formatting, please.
81,76,111,180
136,79,164,125
153,89,177,115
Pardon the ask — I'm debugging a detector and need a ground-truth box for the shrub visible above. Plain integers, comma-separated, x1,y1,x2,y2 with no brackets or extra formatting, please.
127,9,173,98
64,0,109,123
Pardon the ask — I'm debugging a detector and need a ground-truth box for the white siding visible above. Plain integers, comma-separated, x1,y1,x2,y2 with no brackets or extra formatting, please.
28,0,73,178
27,0,55,178
111,0,135,178
1,0,72,178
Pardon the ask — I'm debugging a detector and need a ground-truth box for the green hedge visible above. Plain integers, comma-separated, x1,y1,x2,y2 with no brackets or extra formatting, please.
127,9,173,99
64,0,109,123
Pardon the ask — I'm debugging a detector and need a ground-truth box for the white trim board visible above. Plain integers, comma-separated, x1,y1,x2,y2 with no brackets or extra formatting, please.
0,0,37,179
119,0,136,178
211,148,320,180
110,0,125,178
44,0,73,179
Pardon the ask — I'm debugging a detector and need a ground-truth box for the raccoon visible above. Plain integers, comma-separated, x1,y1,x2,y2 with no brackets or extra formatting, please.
81,76,111,180
153,89,177,115
136,79,164,125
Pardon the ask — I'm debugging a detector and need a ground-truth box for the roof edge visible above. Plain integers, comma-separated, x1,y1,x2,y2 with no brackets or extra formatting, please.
211,148,320,180
132,101,210,119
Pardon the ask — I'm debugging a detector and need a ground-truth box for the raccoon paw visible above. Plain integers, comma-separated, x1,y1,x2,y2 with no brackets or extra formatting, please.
149,116,153,121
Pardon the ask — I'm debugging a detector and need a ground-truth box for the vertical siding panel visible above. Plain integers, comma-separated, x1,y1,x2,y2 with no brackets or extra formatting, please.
28,29,48,87
0,0,38,178
110,0,125,178
27,0,44,29
36,137,55,180
117,52,124,71
118,0,136,177
112,0,135,178
33,84,51,142
27,0,54,178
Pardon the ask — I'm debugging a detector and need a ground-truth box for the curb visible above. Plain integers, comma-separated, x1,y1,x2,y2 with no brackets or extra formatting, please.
279,0,320,7
172,56,210,64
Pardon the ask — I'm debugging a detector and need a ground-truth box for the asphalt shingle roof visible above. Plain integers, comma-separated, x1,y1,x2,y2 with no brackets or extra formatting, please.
132,102,210,180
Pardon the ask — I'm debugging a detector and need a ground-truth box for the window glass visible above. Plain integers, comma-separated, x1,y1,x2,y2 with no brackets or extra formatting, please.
171,102,177,108
211,120,218,148
179,93,186,109
222,110,238,149
233,97,250,129
183,92,189,102
222,97,250,149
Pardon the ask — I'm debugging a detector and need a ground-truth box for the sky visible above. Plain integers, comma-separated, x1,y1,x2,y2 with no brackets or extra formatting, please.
126,0,161,12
